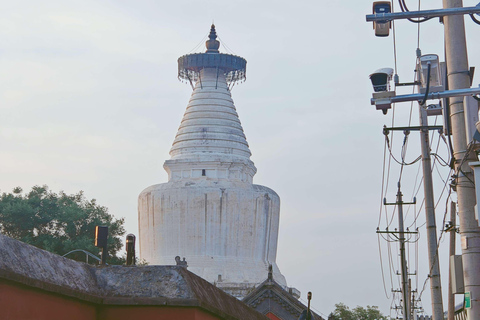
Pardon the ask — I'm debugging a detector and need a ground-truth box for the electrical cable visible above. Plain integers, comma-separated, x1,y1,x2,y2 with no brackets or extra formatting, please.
415,226,419,290
439,132,451,160
398,0,434,23
431,153,449,167
188,34,209,54
382,130,397,230
405,161,423,227
395,241,402,292
435,169,453,209
388,238,400,288
418,187,452,302
217,36,236,55
431,128,450,171
379,139,389,228
407,198,425,229
385,133,422,166
387,241,395,292
377,0,462,314
297,297,327,318
442,42,456,168
384,9,398,231
379,0,436,311
378,234,393,298
387,207,397,229
393,21,398,76
380,233,399,243
431,131,453,210
470,13,480,25
419,63,431,106
455,142,477,186
385,133,394,212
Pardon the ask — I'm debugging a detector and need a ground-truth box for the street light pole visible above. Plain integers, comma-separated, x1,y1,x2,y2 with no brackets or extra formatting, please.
443,1,480,319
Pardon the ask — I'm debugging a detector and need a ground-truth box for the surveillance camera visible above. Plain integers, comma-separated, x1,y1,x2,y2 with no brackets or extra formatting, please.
375,99,392,115
369,68,394,92
370,68,395,115
372,1,392,37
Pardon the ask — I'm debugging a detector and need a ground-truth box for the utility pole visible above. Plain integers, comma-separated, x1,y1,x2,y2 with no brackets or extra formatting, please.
409,278,413,319
448,201,457,320
397,185,411,320
367,3,480,317
418,105,444,320
443,1,480,319
384,183,416,320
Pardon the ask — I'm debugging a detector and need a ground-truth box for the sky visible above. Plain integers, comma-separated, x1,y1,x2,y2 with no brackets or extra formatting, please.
1,0,480,317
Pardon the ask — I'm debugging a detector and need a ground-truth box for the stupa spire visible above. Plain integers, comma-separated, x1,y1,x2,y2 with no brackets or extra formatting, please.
205,24,220,53
168,25,255,182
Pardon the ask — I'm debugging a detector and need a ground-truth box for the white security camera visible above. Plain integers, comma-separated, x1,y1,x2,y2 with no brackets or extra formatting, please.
369,68,394,92
370,67,395,115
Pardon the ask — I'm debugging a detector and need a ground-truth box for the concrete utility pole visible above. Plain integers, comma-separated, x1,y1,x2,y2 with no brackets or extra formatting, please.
394,184,411,320
443,1,480,319
418,106,444,320
448,201,457,320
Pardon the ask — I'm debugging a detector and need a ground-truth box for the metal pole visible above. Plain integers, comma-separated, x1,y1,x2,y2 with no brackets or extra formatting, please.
101,247,107,265
448,201,457,320
419,106,444,320
366,5,480,22
443,1,480,319
397,184,411,320
307,292,312,320
409,278,413,319
370,86,480,105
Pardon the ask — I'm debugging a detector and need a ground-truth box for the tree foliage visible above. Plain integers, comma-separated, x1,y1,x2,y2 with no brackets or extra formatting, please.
0,186,126,264
328,303,388,320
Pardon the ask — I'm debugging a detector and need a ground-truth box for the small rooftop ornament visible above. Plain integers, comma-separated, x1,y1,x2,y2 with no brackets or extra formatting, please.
175,256,188,268
177,24,247,87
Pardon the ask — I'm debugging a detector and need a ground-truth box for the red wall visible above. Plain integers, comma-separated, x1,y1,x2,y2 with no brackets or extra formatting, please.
98,306,221,320
266,312,283,320
0,281,222,320
0,282,96,320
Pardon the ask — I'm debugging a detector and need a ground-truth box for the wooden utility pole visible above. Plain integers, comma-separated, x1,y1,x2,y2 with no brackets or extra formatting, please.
443,1,480,319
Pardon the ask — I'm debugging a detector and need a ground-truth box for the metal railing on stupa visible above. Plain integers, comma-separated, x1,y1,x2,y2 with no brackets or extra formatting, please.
178,52,246,84
177,24,246,85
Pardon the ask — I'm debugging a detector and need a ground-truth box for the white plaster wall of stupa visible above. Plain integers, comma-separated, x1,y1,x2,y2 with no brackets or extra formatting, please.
138,67,287,290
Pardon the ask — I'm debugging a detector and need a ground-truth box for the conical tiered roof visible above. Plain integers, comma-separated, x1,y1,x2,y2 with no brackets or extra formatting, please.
169,68,252,161
165,24,256,182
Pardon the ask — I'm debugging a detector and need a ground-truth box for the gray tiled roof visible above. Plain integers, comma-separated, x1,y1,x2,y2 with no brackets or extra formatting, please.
0,234,267,320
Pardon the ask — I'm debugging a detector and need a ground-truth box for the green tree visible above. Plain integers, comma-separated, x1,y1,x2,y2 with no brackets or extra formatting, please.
0,185,126,264
353,305,386,320
328,303,388,320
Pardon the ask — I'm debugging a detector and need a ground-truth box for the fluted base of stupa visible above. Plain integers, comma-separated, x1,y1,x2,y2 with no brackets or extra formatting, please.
138,178,287,291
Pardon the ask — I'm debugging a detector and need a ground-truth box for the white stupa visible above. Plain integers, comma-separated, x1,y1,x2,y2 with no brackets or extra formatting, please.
138,25,287,297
